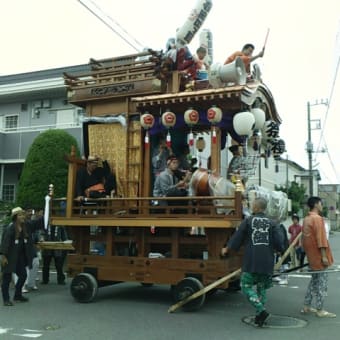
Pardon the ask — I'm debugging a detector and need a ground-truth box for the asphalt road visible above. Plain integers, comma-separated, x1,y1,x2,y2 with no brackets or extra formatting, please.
1,232,340,340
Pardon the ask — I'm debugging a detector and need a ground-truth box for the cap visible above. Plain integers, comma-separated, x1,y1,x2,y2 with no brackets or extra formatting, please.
11,207,25,217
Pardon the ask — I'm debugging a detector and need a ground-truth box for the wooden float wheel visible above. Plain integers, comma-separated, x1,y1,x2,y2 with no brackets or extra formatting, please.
171,277,205,312
70,273,98,303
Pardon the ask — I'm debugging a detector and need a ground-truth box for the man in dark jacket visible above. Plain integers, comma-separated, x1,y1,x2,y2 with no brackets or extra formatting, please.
221,197,284,327
0,207,44,306
41,225,68,285
75,155,105,200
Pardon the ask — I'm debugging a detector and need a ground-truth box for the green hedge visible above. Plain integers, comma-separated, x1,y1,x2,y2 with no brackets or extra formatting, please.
16,129,80,209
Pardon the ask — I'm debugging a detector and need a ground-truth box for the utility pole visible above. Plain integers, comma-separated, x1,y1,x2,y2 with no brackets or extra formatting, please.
307,101,313,196
306,99,328,197
286,154,289,190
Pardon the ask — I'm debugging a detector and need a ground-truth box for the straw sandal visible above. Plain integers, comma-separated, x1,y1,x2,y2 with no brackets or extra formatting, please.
300,306,317,314
316,310,336,318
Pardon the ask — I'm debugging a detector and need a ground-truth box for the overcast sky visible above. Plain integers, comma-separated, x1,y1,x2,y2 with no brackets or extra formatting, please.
1,0,340,184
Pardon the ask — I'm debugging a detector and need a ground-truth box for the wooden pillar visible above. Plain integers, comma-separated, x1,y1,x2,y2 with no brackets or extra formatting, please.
168,71,180,93
105,227,113,257
210,126,221,174
142,131,151,214
66,146,77,218
234,191,243,219
171,229,179,258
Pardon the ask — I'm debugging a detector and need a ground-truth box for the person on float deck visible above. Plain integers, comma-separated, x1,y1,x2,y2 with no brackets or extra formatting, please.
227,144,247,186
152,138,173,177
153,155,191,208
75,155,105,200
224,43,264,74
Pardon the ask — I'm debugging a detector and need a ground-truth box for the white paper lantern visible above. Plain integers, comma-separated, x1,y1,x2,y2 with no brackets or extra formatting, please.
140,113,155,129
251,108,266,130
207,106,222,124
184,108,199,125
161,111,176,128
233,111,255,136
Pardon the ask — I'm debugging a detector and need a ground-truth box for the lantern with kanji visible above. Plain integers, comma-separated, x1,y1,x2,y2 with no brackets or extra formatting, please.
207,106,222,144
184,108,199,147
140,112,155,147
161,111,176,147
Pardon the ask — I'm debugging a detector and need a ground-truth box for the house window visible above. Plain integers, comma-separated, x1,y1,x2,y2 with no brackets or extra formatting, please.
2,184,15,202
5,115,18,130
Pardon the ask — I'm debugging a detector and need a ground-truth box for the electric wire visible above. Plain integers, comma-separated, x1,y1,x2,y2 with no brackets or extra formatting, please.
315,55,340,149
77,0,140,52
314,54,340,183
83,0,145,50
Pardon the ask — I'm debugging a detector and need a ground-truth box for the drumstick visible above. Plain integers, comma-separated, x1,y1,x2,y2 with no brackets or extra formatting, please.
262,28,270,54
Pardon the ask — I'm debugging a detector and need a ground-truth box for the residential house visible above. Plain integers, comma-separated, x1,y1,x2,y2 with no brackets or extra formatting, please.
319,184,340,230
0,64,90,202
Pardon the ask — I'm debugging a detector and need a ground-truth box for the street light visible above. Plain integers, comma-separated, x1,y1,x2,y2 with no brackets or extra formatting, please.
306,99,328,196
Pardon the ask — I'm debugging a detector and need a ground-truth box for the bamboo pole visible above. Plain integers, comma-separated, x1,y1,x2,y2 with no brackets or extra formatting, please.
168,268,241,313
274,231,302,271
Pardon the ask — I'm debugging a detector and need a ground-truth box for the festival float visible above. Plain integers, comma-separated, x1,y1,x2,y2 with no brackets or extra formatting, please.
50,0,287,310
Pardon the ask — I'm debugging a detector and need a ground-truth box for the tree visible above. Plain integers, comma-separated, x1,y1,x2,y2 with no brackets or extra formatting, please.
276,181,306,215
17,130,80,209
0,200,14,230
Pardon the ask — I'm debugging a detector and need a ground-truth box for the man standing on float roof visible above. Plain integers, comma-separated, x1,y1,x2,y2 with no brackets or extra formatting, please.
224,44,264,73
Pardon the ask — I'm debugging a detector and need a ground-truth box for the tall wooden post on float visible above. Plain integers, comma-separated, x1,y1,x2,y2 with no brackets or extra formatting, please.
142,131,151,200
66,146,77,218
210,126,221,174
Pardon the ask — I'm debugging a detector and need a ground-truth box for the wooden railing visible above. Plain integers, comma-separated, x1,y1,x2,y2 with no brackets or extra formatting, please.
51,193,243,228
63,51,159,89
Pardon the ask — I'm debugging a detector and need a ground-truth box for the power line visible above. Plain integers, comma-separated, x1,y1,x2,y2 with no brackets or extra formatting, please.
314,55,340,183
317,150,340,183
84,0,145,50
314,22,340,184
77,0,141,52
316,55,340,151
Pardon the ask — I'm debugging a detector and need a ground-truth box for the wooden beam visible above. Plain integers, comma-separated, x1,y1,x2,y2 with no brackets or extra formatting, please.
168,268,241,313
